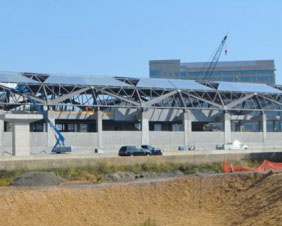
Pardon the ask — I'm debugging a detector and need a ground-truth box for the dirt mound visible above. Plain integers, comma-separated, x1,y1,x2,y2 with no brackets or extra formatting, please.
0,172,282,226
106,170,184,182
106,171,136,182
11,172,64,187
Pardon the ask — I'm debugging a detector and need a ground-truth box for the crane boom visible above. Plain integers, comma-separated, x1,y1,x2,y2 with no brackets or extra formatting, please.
202,35,228,81
14,84,71,153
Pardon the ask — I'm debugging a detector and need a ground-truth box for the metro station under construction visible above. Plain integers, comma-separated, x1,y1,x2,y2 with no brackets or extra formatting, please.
1,71,282,156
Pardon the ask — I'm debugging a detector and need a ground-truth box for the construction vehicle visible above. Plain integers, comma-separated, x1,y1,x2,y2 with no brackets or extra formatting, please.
14,84,72,154
202,34,228,81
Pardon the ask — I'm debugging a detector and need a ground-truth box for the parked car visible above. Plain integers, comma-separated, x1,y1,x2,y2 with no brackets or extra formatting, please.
141,145,163,155
119,146,152,156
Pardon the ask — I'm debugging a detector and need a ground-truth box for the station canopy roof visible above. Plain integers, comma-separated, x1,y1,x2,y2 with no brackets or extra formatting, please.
217,81,282,94
43,75,131,87
137,78,212,91
0,72,39,84
1,71,282,95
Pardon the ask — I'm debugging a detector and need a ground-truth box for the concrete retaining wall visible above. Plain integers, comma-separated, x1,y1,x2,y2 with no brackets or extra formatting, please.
1,151,282,171
150,131,184,150
30,133,48,154
2,131,282,155
231,132,264,147
62,133,99,153
102,131,142,151
265,133,282,147
188,132,225,149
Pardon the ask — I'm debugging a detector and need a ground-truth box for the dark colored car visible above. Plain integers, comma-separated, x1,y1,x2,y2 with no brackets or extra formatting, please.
119,146,152,156
141,145,163,155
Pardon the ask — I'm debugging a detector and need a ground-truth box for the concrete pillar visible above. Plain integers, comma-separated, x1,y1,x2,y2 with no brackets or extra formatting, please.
47,111,56,149
12,122,30,156
261,113,267,143
0,112,4,152
224,112,231,144
3,113,43,156
182,110,192,147
96,110,103,149
141,110,149,144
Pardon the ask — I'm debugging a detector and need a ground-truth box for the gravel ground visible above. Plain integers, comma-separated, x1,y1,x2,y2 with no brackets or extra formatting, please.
105,170,184,182
11,172,64,187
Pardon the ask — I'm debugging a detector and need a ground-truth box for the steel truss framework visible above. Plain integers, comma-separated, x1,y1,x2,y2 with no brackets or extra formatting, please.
1,73,282,113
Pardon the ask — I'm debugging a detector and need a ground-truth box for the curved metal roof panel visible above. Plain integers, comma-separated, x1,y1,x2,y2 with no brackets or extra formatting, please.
44,75,131,87
168,79,213,91
217,81,282,94
137,78,213,91
0,72,39,84
137,78,175,89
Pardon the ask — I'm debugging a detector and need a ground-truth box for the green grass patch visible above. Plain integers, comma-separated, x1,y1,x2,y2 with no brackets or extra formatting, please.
1,159,261,187
138,218,157,226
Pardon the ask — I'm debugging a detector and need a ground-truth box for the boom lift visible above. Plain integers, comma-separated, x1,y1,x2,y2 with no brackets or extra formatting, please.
14,84,72,154
202,34,228,81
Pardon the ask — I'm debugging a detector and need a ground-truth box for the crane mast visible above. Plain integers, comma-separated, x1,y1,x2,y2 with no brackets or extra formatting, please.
202,35,228,81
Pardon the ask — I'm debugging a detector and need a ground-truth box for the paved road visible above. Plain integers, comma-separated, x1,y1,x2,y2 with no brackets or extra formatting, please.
1,147,282,161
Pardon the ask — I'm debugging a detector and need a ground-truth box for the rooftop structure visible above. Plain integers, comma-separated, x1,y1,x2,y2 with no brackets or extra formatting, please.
0,71,282,111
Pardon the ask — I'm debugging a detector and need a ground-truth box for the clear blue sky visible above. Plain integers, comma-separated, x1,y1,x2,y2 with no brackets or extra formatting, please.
0,0,281,83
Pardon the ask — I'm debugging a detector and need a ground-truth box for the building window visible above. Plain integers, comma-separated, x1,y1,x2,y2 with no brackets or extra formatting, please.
172,124,182,131
154,124,162,131
189,72,205,76
180,72,186,78
4,122,12,132
66,123,75,132
134,123,141,130
212,71,222,76
221,71,237,75
240,70,257,75
31,122,44,132
56,124,64,132
257,76,273,82
80,124,88,132
150,70,161,78
240,76,254,82
222,77,235,82
257,70,274,74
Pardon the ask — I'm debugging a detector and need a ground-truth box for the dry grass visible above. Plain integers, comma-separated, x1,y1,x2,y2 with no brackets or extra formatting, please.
1,171,281,226
0,160,225,186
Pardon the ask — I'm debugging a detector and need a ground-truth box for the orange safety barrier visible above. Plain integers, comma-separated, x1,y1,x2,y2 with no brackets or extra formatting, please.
223,160,282,173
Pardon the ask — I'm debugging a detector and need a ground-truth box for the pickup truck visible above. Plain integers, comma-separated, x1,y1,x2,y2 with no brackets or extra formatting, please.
216,142,248,150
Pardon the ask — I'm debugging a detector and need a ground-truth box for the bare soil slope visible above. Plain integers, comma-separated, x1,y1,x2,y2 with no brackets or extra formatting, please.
0,172,282,226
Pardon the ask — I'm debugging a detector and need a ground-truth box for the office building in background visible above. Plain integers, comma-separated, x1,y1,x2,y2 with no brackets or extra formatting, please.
149,60,275,84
